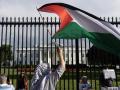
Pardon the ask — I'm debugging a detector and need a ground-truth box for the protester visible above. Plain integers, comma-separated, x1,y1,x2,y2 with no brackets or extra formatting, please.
30,47,65,90
7,76,12,85
79,76,92,90
16,73,28,90
0,74,15,90
99,71,113,90
24,75,28,90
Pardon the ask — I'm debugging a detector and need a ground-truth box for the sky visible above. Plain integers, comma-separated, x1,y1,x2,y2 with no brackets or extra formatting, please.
0,0,120,48
0,0,120,18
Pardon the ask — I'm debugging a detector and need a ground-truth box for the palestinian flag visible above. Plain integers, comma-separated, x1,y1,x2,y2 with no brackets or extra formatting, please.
38,3,120,56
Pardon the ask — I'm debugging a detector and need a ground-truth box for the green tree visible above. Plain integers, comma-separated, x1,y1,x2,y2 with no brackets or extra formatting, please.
0,44,12,65
87,46,120,67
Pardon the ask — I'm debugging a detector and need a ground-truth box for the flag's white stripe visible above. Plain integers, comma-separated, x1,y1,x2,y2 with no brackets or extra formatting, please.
67,8,108,33
101,21,120,40
67,8,120,40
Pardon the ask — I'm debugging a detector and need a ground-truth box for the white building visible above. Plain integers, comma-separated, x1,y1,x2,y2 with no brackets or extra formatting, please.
16,45,89,66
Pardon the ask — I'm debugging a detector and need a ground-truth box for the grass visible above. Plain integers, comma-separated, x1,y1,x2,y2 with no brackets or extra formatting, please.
56,79,100,90
6,79,120,90
1,68,120,90
56,79,120,90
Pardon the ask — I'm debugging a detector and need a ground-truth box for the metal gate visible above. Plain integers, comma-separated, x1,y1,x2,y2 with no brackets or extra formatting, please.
0,17,120,90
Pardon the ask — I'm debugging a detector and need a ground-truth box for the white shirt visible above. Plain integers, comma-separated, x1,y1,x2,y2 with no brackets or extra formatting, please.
0,83,15,90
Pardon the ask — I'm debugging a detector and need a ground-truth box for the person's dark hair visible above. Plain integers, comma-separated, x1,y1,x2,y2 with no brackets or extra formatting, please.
17,74,25,89
7,76,10,84
17,73,28,90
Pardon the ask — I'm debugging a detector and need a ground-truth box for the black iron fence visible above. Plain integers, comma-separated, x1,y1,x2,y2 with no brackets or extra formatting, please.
0,17,120,90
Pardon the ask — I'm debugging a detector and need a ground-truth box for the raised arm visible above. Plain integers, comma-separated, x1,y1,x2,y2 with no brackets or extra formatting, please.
57,47,65,70
49,47,66,87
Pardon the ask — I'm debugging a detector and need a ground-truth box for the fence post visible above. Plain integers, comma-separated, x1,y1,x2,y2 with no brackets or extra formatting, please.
75,39,80,90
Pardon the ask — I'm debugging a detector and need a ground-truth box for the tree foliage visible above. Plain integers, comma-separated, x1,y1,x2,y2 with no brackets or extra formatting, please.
86,46,120,67
0,44,12,64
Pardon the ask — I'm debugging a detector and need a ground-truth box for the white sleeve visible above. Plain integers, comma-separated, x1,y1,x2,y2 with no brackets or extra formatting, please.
51,65,65,86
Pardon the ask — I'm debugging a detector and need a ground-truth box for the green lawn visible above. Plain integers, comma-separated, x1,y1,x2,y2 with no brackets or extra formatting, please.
6,79,119,90
56,79,100,90
56,79,120,90
1,68,120,90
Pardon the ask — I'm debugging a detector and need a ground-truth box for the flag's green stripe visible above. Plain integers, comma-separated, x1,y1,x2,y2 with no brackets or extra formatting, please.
53,22,120,56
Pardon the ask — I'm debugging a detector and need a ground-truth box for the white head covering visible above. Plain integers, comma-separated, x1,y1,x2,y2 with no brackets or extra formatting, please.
31,63,51,90
38,63,51,76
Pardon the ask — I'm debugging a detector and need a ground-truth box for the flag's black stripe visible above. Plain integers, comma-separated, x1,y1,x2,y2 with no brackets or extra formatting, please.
39,3,104,22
